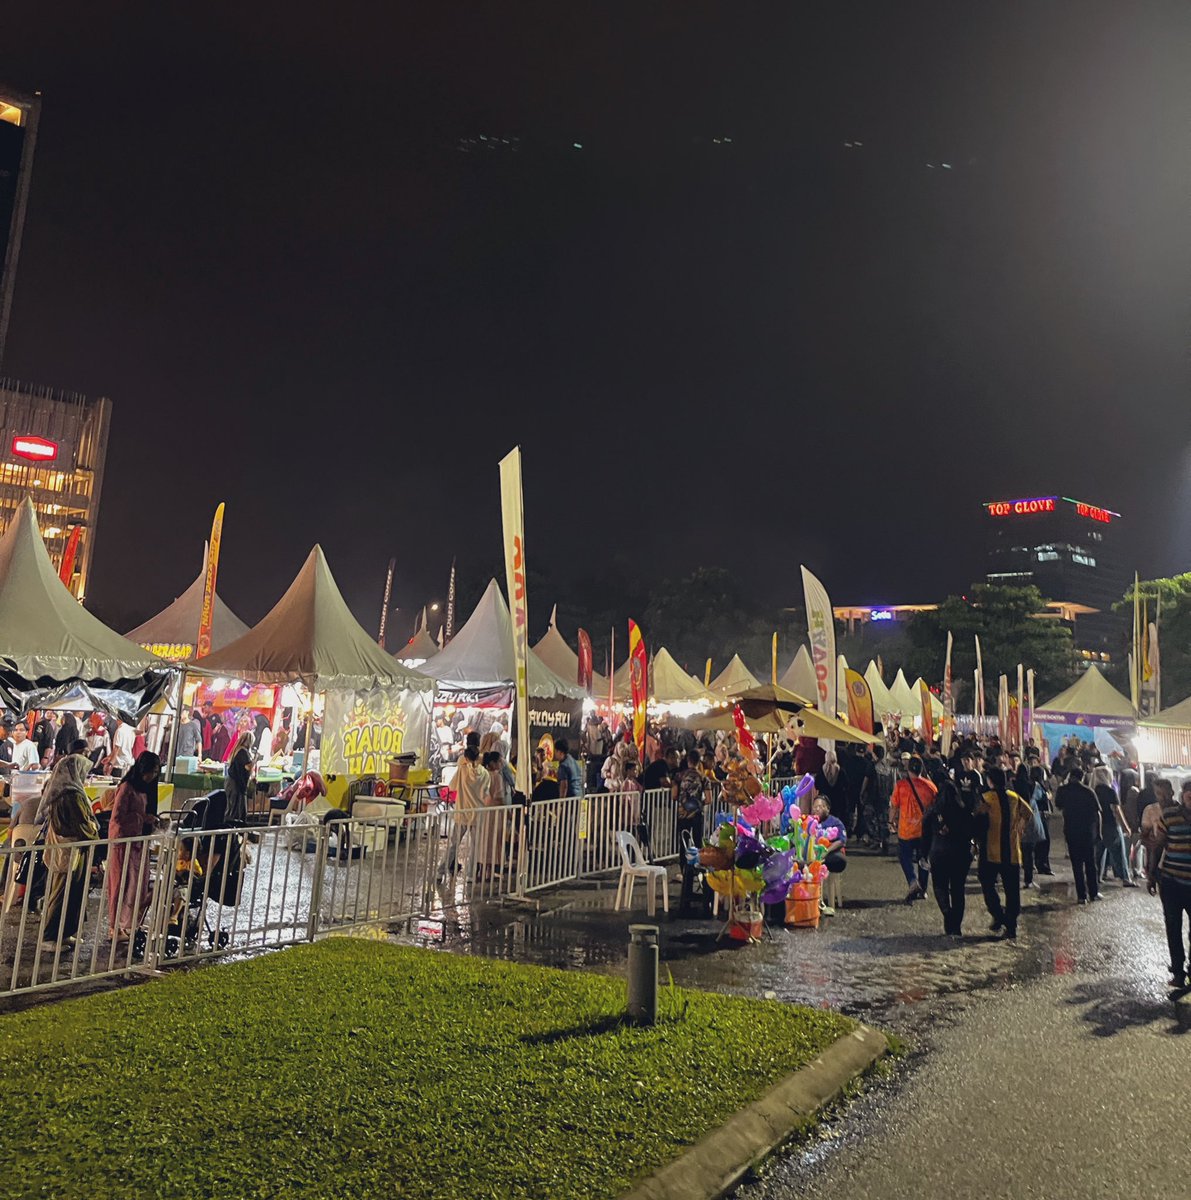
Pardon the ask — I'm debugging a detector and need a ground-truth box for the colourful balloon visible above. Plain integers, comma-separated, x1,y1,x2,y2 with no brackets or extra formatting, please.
795,774,815,799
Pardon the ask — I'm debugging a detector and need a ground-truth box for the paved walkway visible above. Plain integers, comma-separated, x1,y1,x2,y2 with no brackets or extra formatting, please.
404,836,1190,1197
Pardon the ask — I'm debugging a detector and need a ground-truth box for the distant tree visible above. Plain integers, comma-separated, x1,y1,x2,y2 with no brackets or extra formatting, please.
1119,573,1191,707
902,584,1076,710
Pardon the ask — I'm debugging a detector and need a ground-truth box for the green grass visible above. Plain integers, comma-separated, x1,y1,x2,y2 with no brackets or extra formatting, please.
0,939,854,1200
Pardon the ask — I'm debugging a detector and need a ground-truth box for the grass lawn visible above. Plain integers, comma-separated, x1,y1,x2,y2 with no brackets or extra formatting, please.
0,939,854,1199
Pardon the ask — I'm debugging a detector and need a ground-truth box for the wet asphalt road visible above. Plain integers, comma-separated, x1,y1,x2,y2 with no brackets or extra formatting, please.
407,832,1190,1198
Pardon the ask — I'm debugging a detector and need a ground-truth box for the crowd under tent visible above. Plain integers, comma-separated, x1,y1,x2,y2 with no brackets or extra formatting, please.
1137,695,1191,770
419,580,586,775
193,545,433,780
124,568,250,661
531,608,608,696
778,645,817,703
708,654,761,698
0,498,169,716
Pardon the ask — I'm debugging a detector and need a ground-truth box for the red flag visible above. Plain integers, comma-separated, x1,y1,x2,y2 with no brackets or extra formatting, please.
58,526,82,590
628,620,648,757
577,628,593,694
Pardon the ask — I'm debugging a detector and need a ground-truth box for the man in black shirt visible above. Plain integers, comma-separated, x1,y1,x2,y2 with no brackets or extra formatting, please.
640,748,678,793
1056,766,1102,903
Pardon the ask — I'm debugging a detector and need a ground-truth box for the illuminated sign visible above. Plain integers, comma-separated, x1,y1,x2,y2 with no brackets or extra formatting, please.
10,435,59,462
869,609,894,622
142,642,195,661
1074,502,1112,524
986,496,1056,517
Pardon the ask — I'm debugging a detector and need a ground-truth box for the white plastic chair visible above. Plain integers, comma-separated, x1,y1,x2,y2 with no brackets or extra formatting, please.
824,870,843,910
614,831,669,916
2,823,41,914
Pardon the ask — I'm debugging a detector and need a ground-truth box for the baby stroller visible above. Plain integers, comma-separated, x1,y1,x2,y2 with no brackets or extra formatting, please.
166,790,246,957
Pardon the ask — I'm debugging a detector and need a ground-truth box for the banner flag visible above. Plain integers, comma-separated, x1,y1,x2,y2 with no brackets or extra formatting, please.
771,632,779,686
446,558,457,643
919,679,934,742
1016,663,1025,750
704,658,712,688
1148,619,1161,714
609,625,616,713
377,557,395,648
628,619,648,758
577,629,593,694
196,502,225,659
998,674,1010,746
801,566,838,721
845,668,874,734
942,631,954,756
499,448,532,796
58,525,82,591
974,635,985,721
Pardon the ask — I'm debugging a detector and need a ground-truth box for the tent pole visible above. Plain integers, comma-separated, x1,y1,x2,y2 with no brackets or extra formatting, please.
162,668,186,782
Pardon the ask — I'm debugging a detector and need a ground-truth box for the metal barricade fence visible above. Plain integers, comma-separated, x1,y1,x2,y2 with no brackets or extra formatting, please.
577,790,641,876
1,829,170,997
640,787,677,861
519,797,581,893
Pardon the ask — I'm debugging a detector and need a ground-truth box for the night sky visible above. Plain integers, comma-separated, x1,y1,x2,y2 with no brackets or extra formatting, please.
4,3,1190,638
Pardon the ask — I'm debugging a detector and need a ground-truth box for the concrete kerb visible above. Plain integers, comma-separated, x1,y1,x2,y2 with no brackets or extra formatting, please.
621,1023,889,1200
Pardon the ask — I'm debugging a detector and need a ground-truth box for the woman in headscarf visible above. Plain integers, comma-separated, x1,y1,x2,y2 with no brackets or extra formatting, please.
225,731,255,822
108,751,163,945
252,713,274,763
40,753,99,947
207,714,231,763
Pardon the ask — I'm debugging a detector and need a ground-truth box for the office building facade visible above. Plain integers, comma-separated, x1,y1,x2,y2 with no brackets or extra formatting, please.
0,378,112,599
0,85,39,368
984,495,1126,657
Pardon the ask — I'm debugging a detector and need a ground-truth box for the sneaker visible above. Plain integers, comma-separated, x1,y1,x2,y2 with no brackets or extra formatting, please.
1003,930,1018,941
1123,880,1138,888
1169,971,1187,989
1077,898,1089,906
1091,893,1104,902
904,883,921,905
989,919,1003,932
1038,869,1056,876
819,903,836,917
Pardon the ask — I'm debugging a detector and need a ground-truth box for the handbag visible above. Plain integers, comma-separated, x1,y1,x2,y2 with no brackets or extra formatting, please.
906,776,936,865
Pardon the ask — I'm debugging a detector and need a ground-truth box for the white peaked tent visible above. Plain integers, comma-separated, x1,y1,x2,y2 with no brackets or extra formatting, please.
420,579,584,699
395,626,439,666
126,569,250,657
709,654,761,697
611,647,711,705
912,678,946,723
890,669,918,716
779,645,817,704
864,661,898,720
196,546,430,693
0,498,167,704
531,609,608,696
1035,665,1135,727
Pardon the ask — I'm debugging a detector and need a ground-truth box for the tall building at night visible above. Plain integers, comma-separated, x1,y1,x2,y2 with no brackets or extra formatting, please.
0,378,111,599
0,85,39,369
983,495,1126,658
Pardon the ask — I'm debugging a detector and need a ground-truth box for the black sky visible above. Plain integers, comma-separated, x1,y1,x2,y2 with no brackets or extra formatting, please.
4,2,1190,638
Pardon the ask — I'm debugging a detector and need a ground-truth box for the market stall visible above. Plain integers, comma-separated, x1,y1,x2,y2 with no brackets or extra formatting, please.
1034,665,1136,760
1138,695,1191,771
191,545,433,810
124,568,250,661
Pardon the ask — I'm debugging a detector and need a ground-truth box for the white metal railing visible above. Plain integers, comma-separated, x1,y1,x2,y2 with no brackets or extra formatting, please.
519,797,581,893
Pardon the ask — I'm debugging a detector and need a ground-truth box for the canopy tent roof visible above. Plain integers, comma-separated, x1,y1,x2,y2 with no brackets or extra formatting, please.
677,698,878,744
1036,665,1135,724
1141,694,1191,729
394,626,440,665
609,647,711,705
531,612,608,696
195,545,431,693
738,682,814,712
912,678,946,721
0,498,166,699
793,706,881,745
125,569,250,656
419,579,585,699
889,669,918,716
778,645,817,702
708,654,761,697
863,661,899,719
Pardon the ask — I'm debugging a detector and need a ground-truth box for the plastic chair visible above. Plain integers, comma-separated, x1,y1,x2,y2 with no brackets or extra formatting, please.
824,870,844,910
2,823,40,913
614,831,669,916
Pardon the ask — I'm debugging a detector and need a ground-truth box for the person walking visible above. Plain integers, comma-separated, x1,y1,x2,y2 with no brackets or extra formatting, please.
865,745,895,855
175,709,202,761
108,752,163,955
929,776,979,937
1055,766,1102,904
224,731,255,823
440,732,485,881
1091,766,1135,887
673,749,709,913
40,754,99,950
890,755,936,903
1028,764,1055,875
1018,775,1047,889
1147,779,1191,988
977,766,1033,939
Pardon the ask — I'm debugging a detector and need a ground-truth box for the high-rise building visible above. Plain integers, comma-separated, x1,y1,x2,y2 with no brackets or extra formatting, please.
0,378,112,599
983,495,1126,659
0,85,39,369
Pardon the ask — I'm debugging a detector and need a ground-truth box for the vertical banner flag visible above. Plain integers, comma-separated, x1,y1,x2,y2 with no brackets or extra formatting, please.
771,632,779,686
974,635,985,721
919,679,934,742
628,619,648,758
801,566,837,720
1027,668,1036,747
377,557,395,648
1016,664,1025,750
446,558,457,643
498,449,532,796
845,668,874,734
942,631,954,756
196,502,225,659
998,674,1010,746
704,658,713,688
577,629,593,694
877,655,885,682
1147,617,1161,714
609,625,616,714
58,525,82,590
1130,572,1141,711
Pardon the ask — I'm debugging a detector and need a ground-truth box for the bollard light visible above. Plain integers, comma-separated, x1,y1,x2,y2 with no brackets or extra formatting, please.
627,924,659,1026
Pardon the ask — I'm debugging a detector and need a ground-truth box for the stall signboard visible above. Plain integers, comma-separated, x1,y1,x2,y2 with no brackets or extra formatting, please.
193,682,278,712
434,686,514,709
322,687,431,777
528,697,584,749
141,641,195,662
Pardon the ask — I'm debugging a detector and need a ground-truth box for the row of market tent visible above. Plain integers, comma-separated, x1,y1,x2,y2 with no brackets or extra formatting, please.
4,494,1191,775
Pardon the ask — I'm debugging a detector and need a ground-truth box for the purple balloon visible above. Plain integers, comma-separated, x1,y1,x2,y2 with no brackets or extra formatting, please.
795,774,816,799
